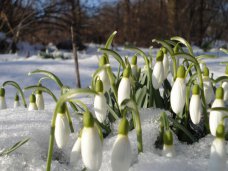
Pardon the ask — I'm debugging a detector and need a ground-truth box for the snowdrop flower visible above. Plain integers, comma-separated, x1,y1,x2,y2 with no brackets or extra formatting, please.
98,55,110,92
162,47,169,79
189,84,202,124
81,111,102,171
111,118,132,171
36,89,44,110
203,67,214,104
0,88,7,109
70,130,82,167
131,55,138,79
55,104,70,149
162,130,175,157
209,87,225,136
118,66,131,107
94,80,107,123
199,62,205,72
208,124,227,171
170,65,186,116
152,50,164,89
28,94,38,111
14,94,20,108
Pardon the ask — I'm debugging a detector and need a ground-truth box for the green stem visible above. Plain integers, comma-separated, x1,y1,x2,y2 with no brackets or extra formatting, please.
65,105,74,133
46,126,55,171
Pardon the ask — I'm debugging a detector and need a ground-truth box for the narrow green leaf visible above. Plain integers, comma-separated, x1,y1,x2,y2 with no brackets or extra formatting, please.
173,53,198,65
196,54,216,60
3,81,27,108
0,138,30,156
105,31,117,49
152,39,174,55
28,69,63,88
24,85,58,102
107,105,119,120
171,36,194,55
213,76,228,84
135,86,147,108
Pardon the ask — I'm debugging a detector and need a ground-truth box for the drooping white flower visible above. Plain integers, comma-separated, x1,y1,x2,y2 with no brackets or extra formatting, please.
131,55,138,79
81,111,102,171
0,88,7,109
152,50,164,89
28,94,38,111
203,66,214,104
170,65,186,115
208,124,226,171
199,62,205,72
94,80,107,123
111,118,132,171
55,104,70,149
162,130,175,157
70,135,81,167
14,94,20,108
98,55,110,92
222,82,228,101
162,48,170,79
36,90,44,110
209,87,225,136
189,84,202,124
118,67,131,107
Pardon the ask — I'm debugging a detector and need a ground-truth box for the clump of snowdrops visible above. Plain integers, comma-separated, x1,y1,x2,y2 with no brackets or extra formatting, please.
1,31,228,171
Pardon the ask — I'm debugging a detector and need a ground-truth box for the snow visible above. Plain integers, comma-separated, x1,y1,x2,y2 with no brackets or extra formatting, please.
0,44,227,170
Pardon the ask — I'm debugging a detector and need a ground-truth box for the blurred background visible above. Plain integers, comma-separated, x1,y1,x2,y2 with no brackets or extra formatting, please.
0,0,228,53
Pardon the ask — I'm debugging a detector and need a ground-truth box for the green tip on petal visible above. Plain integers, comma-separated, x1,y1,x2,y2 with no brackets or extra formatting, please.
36,90,42,94
225,64,228,75
95,79,103,93
29,94,36,103
216,124,225,139
161,47,167,54
57,103,66,114
177,65,185,78
163,130,173,145
131,55,137,65
99,55,108,67
173,44,180,53
123,66,131,78
215,87,224,99
83,111,94,128
203,66,209,77
0,88,5,97
118,117,129,135
15,94,19,101
156,49,164,61
192,84,200,95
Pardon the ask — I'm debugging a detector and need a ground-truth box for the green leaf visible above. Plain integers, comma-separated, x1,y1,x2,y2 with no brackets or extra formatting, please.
24,85,58,102
173,53,198,65
28,69,63,88
161,112,169,130
105,31,117,49
98,48,125,69
171,36,194,55
152,39,174,55
168,117,197,143
0,138,30,156
107,105,119,120
3,81,27,108
135,86,147,108
213,76,228,84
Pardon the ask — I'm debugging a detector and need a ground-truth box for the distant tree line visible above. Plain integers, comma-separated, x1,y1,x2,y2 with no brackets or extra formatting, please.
0,0,228,50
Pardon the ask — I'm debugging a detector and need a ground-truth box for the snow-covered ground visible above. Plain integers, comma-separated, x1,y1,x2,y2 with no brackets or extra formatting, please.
0,44,227,170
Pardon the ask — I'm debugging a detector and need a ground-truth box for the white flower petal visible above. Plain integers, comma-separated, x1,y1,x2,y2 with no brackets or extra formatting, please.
0,96,7,109
36,94,45,110
70,137,81,167
222,82,228,101
55,114,70,149
28,102,38,111
203,77,214,104
152,62,164,89
118,78,131,106
170,78,186,114
163,54,169,79
208,138,226,171
94,94,107,123
209,99,224,136
111,135,132,171
162,144,175,157
14,101,20,108
99,69,110,92
189,95,202,124
81,127,102,171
